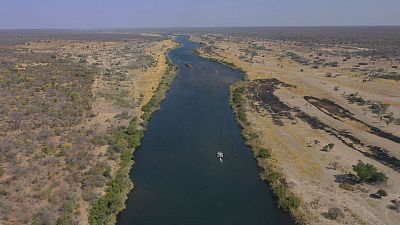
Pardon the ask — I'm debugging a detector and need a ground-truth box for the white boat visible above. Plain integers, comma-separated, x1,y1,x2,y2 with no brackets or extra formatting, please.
217,151,224,163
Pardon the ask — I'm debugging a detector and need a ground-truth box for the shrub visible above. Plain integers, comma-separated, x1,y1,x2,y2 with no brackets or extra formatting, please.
370,103,390,116
326,207,344,220
390,199,400,212
370,172,388,184
352,160,388,184
104,166,112,179
82,189,99,204
110,139,128,154
377,189,388,197
277,195,301,212
56,200,75,225
273,183,288,197
62,143,72,149
114,111,129,120
347,93,367,105
257,148,271,159
0,165,3,177
248,132,259,140
68,91,81,102
266,169,284,183
322,143,334,151
329,161,340,170
339,183,355,191
231,85,247,123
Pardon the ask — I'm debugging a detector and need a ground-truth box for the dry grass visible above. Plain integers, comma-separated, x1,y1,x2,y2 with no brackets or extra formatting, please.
193,33,400,225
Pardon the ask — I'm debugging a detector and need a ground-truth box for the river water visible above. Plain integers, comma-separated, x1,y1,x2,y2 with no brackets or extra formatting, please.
116,36,295,225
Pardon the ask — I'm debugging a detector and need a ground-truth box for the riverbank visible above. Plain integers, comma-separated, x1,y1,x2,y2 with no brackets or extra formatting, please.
229,81,311,224
190,34,400,225
88,40,178,225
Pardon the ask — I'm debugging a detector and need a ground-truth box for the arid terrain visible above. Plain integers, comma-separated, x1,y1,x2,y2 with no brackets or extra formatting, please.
1,27,399,225
191,27,400,225
0,30,176,224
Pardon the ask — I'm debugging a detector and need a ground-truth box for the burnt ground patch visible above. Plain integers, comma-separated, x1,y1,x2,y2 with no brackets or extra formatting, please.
304,96,400,144
296,109,400,172
247,78,400,172
248,78,296,126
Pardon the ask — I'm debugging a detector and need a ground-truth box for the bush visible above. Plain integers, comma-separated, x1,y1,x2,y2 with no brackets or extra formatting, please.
0,165,3,177
56,200,76,225
347,93,367,105
339,183,355,191
257,148,271,159
377,189,388,197
370,103,390,116
104,166,112,179
231,85,248,124
110,139,129,154
353,160,388,184
277,195,301,212
114,111,129,120
322,143,334,151
390,199,400,212
326,207,344,220
68,91,81,102
82,189,99,204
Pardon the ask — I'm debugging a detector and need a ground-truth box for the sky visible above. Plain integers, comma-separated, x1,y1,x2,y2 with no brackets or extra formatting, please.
0,0,399,29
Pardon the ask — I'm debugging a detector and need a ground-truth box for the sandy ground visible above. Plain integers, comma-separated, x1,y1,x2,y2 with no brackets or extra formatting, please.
192,35,400,225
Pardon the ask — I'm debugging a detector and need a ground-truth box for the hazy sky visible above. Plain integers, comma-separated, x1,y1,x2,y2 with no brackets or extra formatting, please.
1,0,399,29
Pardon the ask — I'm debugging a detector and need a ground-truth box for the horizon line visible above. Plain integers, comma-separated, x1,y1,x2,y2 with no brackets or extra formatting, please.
1,25,400,31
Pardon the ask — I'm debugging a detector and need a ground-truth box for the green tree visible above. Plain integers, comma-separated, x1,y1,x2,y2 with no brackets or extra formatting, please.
352,160,387,184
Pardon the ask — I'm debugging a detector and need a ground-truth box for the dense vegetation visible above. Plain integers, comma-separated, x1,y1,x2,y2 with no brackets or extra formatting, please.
89,52,177,225
0,46,99,223
89,118,143,225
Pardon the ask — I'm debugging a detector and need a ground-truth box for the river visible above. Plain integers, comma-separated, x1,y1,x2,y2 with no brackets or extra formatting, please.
116,36,295,225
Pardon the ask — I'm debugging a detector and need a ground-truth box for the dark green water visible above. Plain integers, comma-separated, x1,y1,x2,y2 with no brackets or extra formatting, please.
116,36,295,225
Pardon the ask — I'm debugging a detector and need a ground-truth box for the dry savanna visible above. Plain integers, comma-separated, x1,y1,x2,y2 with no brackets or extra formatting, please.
0,30,177,225
191,28,400,225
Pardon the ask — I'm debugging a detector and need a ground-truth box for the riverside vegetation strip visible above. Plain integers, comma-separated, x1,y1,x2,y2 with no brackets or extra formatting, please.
230,80,308,225
88,50,178,225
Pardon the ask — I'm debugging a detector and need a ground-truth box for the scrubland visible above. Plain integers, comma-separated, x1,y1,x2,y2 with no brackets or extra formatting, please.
0,31,176,225
191,28,400,225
